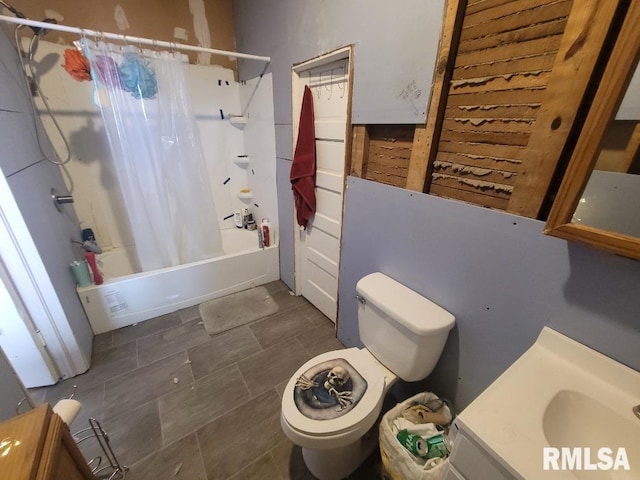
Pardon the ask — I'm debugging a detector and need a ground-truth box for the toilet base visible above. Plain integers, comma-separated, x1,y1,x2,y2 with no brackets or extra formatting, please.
301,426,378,480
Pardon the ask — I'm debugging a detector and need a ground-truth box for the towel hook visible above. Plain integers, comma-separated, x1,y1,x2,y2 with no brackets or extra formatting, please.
337,66,346,99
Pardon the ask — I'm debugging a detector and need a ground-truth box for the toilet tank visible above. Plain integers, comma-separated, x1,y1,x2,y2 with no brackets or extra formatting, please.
356,273,455,381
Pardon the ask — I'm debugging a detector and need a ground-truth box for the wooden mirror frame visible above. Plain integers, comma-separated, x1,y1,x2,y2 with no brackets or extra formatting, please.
544,1,640,260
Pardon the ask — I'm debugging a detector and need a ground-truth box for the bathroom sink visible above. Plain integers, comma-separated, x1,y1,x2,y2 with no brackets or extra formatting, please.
456,328,640,479
544,390,640,452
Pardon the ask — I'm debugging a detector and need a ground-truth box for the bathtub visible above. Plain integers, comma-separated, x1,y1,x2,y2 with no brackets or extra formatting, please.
78,228,279,334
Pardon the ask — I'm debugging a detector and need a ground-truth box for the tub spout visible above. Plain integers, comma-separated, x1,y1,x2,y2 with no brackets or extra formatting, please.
72,239,102,254
634,404,640,420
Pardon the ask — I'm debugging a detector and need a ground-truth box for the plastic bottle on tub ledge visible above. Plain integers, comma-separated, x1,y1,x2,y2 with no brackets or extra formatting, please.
261,218,272,247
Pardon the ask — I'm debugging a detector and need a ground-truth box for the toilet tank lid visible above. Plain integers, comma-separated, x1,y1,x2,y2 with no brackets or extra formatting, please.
356,273,455,335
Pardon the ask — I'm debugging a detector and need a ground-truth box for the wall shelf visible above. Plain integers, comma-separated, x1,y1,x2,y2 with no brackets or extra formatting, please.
234,157,250,167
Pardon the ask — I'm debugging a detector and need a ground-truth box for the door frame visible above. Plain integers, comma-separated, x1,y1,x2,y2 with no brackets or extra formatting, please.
0,170,88,383
291,46,354,318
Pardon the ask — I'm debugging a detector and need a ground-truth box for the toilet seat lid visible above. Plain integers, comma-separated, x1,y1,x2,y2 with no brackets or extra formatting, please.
282,348,386,436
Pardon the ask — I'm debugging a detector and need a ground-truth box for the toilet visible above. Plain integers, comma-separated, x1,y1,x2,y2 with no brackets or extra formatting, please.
281,272,455,480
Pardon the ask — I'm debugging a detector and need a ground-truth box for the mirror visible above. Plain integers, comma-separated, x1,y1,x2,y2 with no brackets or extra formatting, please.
544,1,640,260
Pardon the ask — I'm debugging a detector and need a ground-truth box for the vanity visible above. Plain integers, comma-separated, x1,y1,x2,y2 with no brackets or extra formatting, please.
0,404,95,480
444,328,640,480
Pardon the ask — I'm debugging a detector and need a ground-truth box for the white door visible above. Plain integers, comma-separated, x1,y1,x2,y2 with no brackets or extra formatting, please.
0,171,81,387
0,263,58,387
292,48,352,322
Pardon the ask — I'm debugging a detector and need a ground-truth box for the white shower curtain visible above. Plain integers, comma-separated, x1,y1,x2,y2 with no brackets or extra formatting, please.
82,40,223,271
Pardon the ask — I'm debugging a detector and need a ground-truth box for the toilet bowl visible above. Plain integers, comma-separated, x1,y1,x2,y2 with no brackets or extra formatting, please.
281,347,396,449
280,272,455,480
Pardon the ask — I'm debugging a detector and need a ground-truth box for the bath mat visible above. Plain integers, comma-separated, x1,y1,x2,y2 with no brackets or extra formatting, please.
199,286,279,335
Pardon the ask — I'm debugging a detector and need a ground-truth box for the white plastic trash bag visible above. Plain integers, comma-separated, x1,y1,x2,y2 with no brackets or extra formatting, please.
380,392,452,480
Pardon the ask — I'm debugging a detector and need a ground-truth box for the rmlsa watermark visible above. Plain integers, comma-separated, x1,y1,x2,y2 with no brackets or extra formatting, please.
543,447,630,471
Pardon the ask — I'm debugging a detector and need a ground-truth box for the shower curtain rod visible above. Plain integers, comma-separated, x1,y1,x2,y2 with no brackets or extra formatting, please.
0,14,271,63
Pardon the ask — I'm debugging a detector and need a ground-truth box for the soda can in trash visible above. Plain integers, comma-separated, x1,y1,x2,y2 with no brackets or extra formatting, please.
396,429,427,458
426,433,451,459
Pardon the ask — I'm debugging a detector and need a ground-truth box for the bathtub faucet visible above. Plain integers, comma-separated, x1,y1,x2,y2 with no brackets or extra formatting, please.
72,239,102,254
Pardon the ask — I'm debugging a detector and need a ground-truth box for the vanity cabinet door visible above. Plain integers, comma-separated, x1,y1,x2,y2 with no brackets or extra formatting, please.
443,463,466,479
37,411,96,480
449,434,514,480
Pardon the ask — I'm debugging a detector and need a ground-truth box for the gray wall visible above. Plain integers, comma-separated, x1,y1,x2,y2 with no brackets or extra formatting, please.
234,0,443,127
0,27,93,368
339,177,640,410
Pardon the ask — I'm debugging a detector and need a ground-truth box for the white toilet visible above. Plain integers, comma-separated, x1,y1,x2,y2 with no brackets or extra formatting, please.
281,272,455,480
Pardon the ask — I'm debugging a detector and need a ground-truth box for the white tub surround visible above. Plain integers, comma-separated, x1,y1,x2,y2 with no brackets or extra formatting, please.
78,229,279,333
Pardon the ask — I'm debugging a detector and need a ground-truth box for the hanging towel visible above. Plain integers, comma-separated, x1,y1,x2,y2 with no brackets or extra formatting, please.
290,85,316,229
62,49,91,82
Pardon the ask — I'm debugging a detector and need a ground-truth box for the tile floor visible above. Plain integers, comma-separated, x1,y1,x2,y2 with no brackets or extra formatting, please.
30,281,382,480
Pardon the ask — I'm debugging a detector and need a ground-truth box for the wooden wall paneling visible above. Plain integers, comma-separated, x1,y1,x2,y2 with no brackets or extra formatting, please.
466,0,515,16
457,18,568,53
507,0,623,217
365,125,414,188
411,0,466,193
453,54,557,80
430,183,510,209
460,0,573,41
350,125,369,178
429,0,615,211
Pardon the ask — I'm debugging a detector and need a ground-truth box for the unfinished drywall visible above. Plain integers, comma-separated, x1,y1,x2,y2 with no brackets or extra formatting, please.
17,0,236,69
338,177,640,410
234,0,445,126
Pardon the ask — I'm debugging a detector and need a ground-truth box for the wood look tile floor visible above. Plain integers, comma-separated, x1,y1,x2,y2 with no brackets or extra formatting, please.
31,281,382,480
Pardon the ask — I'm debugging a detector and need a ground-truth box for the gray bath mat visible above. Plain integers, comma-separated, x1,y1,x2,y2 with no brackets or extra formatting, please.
199,286,279,335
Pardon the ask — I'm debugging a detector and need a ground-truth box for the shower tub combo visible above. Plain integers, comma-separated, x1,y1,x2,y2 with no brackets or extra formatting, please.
79,228,278,334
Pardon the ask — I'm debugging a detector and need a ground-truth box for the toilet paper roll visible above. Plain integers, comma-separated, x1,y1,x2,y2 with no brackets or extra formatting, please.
53,399,82,426
70,260,92,287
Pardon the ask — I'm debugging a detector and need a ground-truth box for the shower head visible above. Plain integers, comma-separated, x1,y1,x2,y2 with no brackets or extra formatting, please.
27,19,57,61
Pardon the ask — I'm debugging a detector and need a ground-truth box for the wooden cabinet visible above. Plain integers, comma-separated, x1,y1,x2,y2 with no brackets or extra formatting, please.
0,404,95,480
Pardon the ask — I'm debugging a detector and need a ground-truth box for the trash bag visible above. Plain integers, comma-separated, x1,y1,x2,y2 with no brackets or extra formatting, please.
379,392,452,480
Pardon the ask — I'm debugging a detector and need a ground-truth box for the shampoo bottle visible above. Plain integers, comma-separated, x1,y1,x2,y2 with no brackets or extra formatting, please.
261,218,271,247
84,251,104,285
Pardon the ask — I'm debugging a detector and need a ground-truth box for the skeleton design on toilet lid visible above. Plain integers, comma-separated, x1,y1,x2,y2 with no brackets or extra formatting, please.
293,358,368,420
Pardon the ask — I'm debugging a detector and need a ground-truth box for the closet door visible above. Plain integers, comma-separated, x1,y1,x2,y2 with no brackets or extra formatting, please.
292,48,352,323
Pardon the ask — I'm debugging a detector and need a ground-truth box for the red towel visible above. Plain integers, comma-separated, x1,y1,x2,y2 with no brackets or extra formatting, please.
290,85,316,229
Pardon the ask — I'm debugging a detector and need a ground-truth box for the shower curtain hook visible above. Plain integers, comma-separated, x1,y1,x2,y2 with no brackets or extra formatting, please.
327,68,333,100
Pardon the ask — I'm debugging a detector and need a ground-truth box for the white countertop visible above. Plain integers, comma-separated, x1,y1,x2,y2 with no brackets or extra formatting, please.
457,327,640,480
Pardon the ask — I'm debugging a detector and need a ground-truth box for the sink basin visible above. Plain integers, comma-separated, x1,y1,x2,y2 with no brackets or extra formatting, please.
544,390,640,449
457,327,640,479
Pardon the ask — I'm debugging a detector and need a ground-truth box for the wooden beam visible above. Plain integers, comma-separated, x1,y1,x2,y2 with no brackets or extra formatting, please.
407,0,466,193
622,122,640,173
350,125,369,178
406,125,429,191
507,0,622,218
